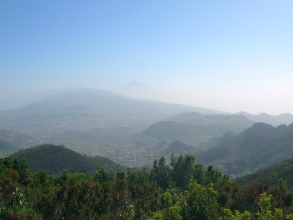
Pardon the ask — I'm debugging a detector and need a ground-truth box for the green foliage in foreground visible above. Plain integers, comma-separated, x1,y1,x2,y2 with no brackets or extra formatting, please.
1,154,293,219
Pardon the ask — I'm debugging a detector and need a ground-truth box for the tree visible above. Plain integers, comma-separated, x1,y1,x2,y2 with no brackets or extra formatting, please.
181,181,219,220
151,157,171,188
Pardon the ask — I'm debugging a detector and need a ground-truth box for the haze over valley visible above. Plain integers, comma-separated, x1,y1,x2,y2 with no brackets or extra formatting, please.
1,84,293,176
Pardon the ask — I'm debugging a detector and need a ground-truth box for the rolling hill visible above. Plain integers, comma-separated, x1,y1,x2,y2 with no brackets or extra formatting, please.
10,144,126,174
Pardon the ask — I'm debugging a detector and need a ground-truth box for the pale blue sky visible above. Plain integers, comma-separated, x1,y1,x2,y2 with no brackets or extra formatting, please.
1,0,293,114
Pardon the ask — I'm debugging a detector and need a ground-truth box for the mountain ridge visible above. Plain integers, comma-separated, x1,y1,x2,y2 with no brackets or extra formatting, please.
196,122,293,177
237,111,293,126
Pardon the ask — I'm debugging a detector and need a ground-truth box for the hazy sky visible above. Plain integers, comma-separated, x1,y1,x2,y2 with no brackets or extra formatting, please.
1,1,293,114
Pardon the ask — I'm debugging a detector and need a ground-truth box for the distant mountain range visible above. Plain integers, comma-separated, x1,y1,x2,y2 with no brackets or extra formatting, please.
0,88,228,154
237,111,293,126
0,88,226,131
142,113,254,146
1,86,293,169
196,122,293,177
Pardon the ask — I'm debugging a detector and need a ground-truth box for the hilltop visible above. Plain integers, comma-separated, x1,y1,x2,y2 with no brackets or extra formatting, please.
10,144,126,174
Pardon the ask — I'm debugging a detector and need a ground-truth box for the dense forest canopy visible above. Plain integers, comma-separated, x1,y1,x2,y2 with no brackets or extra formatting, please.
2,151,293,219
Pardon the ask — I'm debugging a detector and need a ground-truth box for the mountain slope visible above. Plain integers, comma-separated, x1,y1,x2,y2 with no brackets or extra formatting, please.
142,121,208,146
236,156,293,186
10,144,125,174
199,131,236,148
195,123,293,177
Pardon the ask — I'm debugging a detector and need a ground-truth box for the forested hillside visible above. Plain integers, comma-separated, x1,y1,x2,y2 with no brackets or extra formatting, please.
237,156,293,186
196,122,293,176
10,144,125,174
1,154,293,219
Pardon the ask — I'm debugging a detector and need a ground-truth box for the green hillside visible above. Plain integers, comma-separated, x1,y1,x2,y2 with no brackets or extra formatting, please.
10,144,126,174
195,123,293,177
236,156,293,186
